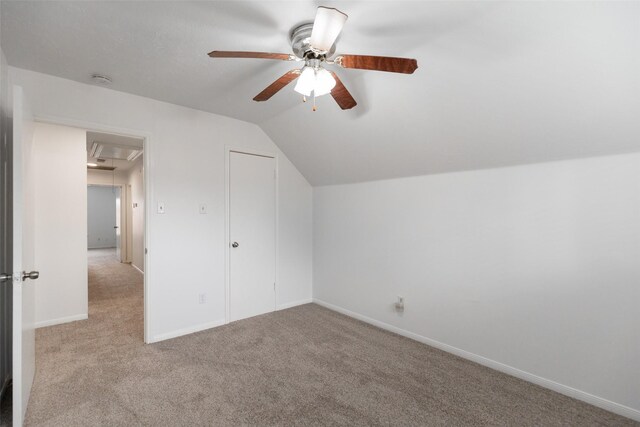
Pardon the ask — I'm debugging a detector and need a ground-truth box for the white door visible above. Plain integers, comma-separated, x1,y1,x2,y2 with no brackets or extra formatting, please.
12,86,37,426
115,186,122,261
229,152,276,322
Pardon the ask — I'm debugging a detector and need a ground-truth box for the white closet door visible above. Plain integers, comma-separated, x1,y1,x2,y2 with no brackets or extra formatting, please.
229,152,276,322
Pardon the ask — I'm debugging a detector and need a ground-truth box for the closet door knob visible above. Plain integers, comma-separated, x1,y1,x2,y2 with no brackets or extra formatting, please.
22,271,40,280
231,242,239,248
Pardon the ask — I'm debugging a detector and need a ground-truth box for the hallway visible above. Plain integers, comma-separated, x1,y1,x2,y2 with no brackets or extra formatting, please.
25,249,144,425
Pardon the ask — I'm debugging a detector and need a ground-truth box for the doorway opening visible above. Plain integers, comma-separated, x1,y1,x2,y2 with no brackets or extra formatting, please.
26,122,146,343
85,130,145,337
1,88,150,425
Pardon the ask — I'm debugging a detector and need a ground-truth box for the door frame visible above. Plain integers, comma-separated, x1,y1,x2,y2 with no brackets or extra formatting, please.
224,146,279,324
87,183,127,261
32,114,151,343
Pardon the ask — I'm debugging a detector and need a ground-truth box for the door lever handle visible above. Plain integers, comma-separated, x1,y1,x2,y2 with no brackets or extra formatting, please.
0,273,11,282
22,271,39,280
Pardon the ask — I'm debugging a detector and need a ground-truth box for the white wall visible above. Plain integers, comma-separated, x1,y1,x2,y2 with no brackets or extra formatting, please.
33,123,87,327
313,153,640,419
10,67,313,342
87,169,128,186
87,186,117,249
127,156,144,272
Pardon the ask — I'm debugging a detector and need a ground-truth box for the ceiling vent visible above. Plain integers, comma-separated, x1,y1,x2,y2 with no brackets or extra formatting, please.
89,142,143,162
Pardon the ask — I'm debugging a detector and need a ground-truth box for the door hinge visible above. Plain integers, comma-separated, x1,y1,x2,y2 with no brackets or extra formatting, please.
145,248,148,254
273,282,276,291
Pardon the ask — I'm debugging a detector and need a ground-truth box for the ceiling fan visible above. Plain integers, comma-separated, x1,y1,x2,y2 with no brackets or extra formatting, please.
208,6,418,111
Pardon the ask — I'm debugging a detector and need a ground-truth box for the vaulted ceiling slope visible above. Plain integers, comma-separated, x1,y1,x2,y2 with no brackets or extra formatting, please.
2,1,639,185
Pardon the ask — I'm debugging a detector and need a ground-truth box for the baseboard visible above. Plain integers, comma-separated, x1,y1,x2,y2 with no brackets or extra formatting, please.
132,264,144,275
312,298,640,422
147,319,225,344
277,298,313,311
35,313,88,329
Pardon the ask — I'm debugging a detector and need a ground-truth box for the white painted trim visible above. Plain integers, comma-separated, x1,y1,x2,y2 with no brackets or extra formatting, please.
312,298,640,422
32,114,152,344
277,299,313,311
224,146,279,325
147,319,225,343
131,264,144,275
35,314,88,329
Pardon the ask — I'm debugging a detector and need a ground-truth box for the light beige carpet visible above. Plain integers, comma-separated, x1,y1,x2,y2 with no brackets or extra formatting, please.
25,250,636,426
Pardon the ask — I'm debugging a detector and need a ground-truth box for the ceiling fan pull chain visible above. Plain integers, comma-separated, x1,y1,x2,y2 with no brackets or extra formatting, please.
303,95,307,103
313,93,317,111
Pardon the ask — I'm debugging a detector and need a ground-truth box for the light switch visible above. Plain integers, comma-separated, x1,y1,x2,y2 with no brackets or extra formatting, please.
157,202,165,214
199,204,207,214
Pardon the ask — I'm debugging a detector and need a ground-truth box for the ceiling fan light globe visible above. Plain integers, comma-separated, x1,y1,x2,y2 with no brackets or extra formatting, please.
314,68,336,96
294,67,315,96
310,7,348,52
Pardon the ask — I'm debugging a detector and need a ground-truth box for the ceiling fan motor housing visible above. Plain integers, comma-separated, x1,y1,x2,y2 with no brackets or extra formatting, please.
290,22,336,59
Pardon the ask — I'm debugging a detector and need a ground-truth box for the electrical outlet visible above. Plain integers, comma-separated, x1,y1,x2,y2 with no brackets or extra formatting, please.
198,293,206,304
157,202,165,214
395,296,405,312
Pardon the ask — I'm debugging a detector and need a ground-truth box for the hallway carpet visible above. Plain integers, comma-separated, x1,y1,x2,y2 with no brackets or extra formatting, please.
25,251,635,426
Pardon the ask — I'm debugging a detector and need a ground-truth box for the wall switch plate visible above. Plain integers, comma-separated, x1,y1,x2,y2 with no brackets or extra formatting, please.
199,204,207,214
198,293,206,304
157,202,165,214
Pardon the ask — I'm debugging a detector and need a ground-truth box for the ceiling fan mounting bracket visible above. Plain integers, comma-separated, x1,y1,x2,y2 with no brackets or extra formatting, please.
290,22,336,59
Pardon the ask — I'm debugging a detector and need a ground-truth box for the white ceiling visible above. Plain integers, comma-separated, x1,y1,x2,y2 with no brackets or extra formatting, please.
3,1,639,185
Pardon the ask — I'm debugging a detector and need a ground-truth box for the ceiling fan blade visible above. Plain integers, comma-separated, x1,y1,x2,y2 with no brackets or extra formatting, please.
310,7,348,52
253,69,301,102
208,51,294,61
329,71,357,110
336,55,418,74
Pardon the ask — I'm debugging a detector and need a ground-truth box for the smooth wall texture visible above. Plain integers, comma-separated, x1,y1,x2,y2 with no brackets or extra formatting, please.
314,153,640,417
127,156,144,272
33,123,87,327
11,67,313,342
87,169,128,186
87,186,117,249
